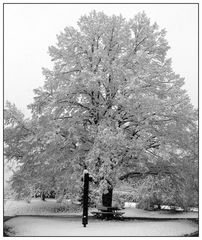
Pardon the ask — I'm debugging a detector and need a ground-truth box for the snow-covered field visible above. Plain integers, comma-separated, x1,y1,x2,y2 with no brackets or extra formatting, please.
5,216,198,236
4,198,198,219
4,198,81,216
4,199,198,236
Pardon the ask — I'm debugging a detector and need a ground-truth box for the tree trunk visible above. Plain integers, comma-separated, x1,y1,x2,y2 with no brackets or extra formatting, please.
41,192,45,201
102,187,113,207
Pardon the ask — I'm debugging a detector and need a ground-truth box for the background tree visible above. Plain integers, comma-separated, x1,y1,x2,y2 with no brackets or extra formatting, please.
4,11,198,209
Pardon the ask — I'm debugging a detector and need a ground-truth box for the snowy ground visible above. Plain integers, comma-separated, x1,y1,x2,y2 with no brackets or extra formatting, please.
4,199,199,219
5,216,198,236
4,198,81,216
123,207,198,219
4,199,198,236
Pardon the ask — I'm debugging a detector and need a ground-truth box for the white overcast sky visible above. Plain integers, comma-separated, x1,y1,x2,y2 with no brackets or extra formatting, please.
4,3,198,117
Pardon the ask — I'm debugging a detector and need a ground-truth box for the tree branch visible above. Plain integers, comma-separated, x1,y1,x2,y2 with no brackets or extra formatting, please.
119,169,171,181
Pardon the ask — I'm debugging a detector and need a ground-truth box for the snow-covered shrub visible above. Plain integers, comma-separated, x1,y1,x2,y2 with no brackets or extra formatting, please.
112,191,135,208
4,224,15,237
54,203,82,213
136,174,198,211
136,175,176,210
77,187,99,208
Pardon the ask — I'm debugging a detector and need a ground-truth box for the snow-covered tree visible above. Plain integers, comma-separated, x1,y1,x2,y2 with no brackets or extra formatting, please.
4,11,198,208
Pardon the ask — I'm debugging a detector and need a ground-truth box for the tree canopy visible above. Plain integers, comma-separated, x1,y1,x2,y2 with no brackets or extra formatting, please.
4,11,198,208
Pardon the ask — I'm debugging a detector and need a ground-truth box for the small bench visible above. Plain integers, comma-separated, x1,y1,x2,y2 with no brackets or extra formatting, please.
91,211,125,219
91,206,125,219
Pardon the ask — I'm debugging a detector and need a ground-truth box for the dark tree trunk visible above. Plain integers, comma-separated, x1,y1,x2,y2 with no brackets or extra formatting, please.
41,192,45,201
102,187,113,207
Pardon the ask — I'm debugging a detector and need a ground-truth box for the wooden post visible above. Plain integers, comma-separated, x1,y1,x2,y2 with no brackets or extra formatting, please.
82,169,89,227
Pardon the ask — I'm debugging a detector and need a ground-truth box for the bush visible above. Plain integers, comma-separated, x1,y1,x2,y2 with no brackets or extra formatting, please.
77,188,99,207
113,191,135,208
136,175,175,210
54,203,82,213
135,175,198,211
4,224,15,237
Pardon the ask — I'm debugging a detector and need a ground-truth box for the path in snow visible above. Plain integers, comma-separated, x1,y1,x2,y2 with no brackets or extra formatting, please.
5,216,198,236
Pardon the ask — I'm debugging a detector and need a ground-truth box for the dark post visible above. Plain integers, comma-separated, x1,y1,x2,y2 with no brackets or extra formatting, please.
82,169,89,227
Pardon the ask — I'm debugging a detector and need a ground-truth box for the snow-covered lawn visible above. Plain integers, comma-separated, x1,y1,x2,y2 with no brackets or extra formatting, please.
4,198,81,216
5,216,198,236
4,198,198,236
123,207,198,219
4,198,198,220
